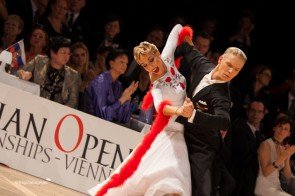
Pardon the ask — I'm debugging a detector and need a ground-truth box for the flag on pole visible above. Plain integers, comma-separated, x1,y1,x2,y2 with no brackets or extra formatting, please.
0,50,12,72
6,39,26,69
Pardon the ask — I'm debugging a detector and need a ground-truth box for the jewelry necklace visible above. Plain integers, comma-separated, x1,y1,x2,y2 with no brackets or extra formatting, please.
271,137,282,145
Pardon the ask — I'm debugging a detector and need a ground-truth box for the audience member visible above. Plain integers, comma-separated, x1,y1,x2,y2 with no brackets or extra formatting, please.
17,36,80,109
231,64,273,121
273,71,295,122
67,0,88,43
5,0,49,37
255,116,295,195
85,48,138,123
87,14,123,61
0,14,24,50
90,46,111,77
229,100,267,196
68,41,93,111
40,0,71,39
194,31,213,56
228,10,255,56
25,26,49,62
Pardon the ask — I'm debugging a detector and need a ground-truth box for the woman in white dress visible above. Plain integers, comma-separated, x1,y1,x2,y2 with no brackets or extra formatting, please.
255,116,295,196
88,24,193,196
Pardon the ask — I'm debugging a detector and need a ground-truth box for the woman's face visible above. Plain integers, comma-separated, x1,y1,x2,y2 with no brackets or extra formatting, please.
274,123,291,141
257,69,272,86
51,47,71,68
104,20,120,38
137,52,166,76
30,29,47,49
4,18,22,36
71,47,87,67
109,54,128,75
51,0,68,21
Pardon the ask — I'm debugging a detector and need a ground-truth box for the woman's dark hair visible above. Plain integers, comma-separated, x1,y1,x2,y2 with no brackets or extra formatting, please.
274,116,294,144
251,64,273,80
103,14,123,29
49,36,71,53
105,48,128,70
26,26,49,53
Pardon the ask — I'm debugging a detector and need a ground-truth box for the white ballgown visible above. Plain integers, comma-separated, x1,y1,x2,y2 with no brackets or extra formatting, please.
88,24,191,196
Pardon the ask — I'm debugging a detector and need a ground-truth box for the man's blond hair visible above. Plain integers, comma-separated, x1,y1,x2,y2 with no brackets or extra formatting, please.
224,47,247,63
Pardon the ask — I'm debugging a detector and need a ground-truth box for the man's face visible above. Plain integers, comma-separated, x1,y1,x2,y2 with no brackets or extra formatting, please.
247,102,265,125
69,0,86,13
146,30,164,49
215,53,245,82
195,36,210,55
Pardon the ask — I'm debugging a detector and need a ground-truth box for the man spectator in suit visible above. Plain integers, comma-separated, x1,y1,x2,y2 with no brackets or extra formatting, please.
229,100,266,196
67,0,88,43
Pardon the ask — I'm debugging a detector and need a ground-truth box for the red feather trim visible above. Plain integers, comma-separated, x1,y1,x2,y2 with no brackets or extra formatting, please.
141,91,153,111
95,100,172,196
177,25,193,46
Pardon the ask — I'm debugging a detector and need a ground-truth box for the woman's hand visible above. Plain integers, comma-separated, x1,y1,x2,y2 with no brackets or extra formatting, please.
119,81,139,104
282,145,295,160
177,97,194,118
18,70,32,81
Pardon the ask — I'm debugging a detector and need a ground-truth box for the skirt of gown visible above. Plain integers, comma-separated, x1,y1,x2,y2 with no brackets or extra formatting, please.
88,122,191,196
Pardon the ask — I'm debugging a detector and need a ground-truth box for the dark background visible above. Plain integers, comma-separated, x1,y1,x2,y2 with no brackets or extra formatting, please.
84,0,295,84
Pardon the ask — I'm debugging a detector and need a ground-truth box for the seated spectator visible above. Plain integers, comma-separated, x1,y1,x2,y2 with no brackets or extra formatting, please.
86,14,123,61
231,64,273,121
68,41,94,111
228,100,267,196
67,0,88,43
85,48,138,123
4,0,49,37
17,36,80,109
0,14,24,50
273,71,295,122
40,0,71,39
90,46,111,77
255,116,295,196
25,26,49,62
194,31,213,57
228,10,255,55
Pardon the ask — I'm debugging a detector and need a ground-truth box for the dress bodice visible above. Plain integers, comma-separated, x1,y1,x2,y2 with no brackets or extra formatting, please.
151,60,186,132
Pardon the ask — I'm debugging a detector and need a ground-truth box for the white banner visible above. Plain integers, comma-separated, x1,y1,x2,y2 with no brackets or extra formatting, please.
0,82,144,194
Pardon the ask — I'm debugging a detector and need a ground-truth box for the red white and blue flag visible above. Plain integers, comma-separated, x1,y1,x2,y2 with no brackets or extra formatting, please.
6,39,26,69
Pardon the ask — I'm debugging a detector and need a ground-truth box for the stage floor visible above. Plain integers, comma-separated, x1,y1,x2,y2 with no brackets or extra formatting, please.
0,164,87,196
